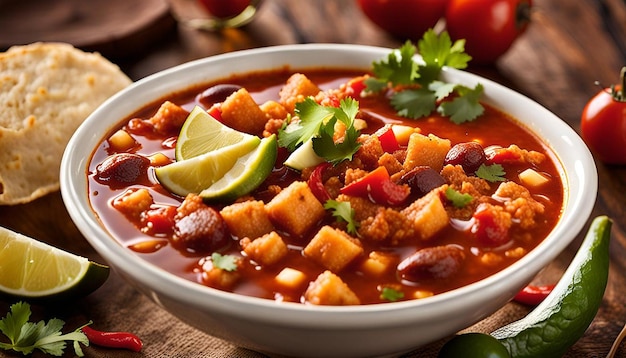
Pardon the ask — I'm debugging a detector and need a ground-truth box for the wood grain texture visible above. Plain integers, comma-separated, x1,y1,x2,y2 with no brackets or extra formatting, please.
1,0,625,356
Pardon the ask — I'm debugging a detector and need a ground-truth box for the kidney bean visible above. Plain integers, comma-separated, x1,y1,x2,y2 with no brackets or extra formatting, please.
397,245,466,282
94,153,150,188
173,197,230,253
195,84,242,108
444,142,487,174
399,166,446,198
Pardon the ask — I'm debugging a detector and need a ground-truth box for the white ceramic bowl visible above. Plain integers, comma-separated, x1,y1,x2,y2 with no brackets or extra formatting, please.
61,44,597,358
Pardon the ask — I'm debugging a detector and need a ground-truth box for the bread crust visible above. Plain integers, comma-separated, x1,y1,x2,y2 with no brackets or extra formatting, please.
0,42,131,205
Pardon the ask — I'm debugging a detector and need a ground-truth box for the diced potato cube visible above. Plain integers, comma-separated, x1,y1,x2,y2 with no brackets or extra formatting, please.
279,73,321,113
148,152,171,166
401,188,449,240
392,124,421,146
275,267,307,289
518,168,549,187
220,88,267,134
112,188,153,220
303,225,364,272
240,231,288,266
108,129,137,152
361,251,394,276
404,133,451,172
265,181,325,237
413,290,434,299
260,100,288,120
148,101,189,135
221,200,274,239
304,271,360,305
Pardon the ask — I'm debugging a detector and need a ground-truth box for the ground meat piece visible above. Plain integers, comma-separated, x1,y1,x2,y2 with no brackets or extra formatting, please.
471,203,512,247
173,194,230,254
263,117,285,137
487,144,546,166
440,164,491,195
354,135,385,170
358,207,415,245
112,188,153,221
336,194,380,222
148,101,189,135
378,152,404,176
493,181,545,229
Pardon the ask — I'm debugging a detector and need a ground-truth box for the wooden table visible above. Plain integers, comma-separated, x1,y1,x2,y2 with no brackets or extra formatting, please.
1,0,625,357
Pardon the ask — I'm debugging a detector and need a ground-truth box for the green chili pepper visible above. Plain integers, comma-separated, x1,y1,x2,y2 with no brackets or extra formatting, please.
439,215,612,358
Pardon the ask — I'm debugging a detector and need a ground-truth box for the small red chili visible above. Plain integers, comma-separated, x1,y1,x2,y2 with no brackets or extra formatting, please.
307,162,332,203
513,284,556,306
82,325,143,352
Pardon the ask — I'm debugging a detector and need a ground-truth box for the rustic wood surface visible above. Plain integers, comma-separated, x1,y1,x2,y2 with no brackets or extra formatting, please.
0,0,625,357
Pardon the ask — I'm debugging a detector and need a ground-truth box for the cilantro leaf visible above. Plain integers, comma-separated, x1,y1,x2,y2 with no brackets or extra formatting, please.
380,287,404,302
476,163,506,182
324,200,359,235
445,187,473,208
0,302,89,357
278,97,331,151
369,41,419,89
211,252,239,271
390,88,437,119
438,84,485,124
417,29,471,85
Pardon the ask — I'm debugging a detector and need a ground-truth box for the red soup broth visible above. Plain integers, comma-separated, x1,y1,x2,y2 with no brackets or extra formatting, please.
88,67,564,305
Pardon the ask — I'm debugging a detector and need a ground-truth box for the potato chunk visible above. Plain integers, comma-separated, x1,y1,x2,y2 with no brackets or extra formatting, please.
401,188,449,240
404,133,451,172
265,181,325,237
278,73,321,113
304,271,360,305
303,225,364,272
220,88,267,134
240,231,288,266
221,200,274,240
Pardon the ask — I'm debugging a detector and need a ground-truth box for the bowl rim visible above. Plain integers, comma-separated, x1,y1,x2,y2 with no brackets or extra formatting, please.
61,43,597,324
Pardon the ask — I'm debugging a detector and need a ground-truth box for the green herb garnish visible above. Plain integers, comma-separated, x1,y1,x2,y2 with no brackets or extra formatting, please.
211,253,239,271
445,187,473,208
324,200,359,235
380,287,404,302
476,163,506,182
0,301,89,356
278,97,361,165
365,30,484,123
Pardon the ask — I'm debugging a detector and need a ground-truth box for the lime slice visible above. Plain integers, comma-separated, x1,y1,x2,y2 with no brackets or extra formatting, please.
0,226,109,300
175,106,255,161
200,134,278,202
156,135,261,197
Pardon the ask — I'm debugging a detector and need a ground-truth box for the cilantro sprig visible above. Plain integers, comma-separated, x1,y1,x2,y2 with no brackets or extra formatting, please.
445,187,473,208
211,252,239,271
278,97,361,165
365,30,484,123
324,200,359,235
0,301,89,356
476,163,506,182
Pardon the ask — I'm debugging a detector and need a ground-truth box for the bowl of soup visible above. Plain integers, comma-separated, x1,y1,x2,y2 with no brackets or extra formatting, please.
60,44,596,357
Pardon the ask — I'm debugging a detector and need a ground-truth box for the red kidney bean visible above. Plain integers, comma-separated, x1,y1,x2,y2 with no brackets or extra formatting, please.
195,84,242,108
94,153,150,188
399,166,446,198
397,245,466,282
444,142,487,174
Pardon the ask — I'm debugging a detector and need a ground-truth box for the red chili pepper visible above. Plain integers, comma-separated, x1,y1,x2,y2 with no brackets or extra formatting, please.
375,124,401,153
513,284,556,306
340,166,410,206
307,162,332,203
82,325,143,352
207,105,222,122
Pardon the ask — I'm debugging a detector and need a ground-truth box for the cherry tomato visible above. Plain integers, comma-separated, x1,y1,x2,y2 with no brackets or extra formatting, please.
197,0,250,18
580,67,626,165
357,0,447,40
445,0,532,64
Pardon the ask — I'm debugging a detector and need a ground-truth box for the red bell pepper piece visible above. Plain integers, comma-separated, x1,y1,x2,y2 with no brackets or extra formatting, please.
346,76,367,98
307,162,332,203
376,125,401,153
513,284,556,306
340,166,409,206
208,105,223,122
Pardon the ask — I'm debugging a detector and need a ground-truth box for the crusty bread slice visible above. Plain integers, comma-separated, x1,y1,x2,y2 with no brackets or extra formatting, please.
0,42,131,205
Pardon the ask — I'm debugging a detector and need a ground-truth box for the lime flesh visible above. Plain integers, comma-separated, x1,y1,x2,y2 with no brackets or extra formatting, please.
175,106,255,161
0,226,109,300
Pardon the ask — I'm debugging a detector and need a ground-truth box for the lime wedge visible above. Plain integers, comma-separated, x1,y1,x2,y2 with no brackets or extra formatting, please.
175,106,256,161
200,134,278,202
156,136,261,197
0,226,109,300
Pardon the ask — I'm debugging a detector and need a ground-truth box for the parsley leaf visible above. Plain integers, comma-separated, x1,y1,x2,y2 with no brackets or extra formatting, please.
324,200,359,235
476,163,506,182
380,287,404,302
211,253,239,271
445,187,473,208
369,41,419,87
0,302,89,357
390,88,437,119
278,97,361,165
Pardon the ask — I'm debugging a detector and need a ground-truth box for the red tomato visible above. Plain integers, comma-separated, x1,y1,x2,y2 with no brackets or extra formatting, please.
197,0,250,18
445,0,532,64
357,0,447,40
580,68,626,165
